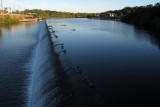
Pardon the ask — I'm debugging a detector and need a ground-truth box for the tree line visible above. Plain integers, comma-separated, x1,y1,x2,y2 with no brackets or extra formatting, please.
99,3,160,33
119,3,160,33
23,9,94,18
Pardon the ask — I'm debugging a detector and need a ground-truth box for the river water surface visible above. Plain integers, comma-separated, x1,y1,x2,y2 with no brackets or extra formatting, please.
47,18,160,107
1,19,160,107
0,22,40,106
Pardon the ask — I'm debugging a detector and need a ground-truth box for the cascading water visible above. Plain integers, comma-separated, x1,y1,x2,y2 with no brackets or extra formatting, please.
27,20,53,106
27,20,61,107
27,20,102,107
27,20,75,107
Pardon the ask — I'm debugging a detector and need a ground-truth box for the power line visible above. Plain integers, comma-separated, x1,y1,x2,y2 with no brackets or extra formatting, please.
1,0,27,14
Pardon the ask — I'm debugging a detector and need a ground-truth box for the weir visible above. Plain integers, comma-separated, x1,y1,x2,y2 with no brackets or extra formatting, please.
27,20,58,107
27,20,102,107
27,20,76,107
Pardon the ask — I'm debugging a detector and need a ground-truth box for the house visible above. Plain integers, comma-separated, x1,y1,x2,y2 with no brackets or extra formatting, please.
26,13,37,18
4,7,12,14
107,13,117,18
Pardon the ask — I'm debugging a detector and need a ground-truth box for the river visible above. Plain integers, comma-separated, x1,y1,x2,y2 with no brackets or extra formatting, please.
0,22,40,106
0,18,160,107
47,18,160,107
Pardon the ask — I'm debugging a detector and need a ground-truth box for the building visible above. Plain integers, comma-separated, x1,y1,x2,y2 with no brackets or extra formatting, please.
107,13,117,18
95,13,100,17
4,7,12,14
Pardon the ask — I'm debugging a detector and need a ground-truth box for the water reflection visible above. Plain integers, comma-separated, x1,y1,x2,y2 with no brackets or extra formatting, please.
91,18,160,50
0,23,20,30
133,26,160,49
0,29,2,36
0,22,38,36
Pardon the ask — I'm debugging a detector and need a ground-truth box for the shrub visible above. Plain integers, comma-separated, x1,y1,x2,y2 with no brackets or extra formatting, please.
0,15,21,23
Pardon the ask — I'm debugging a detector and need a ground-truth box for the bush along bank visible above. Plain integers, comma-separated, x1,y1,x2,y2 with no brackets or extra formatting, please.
0,15,22,23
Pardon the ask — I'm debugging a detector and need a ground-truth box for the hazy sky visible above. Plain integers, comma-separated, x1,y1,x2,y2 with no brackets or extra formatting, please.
3,0,160,12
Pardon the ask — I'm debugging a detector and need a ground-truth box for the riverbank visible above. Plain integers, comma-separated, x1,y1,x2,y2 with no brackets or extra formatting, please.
0,14,38,24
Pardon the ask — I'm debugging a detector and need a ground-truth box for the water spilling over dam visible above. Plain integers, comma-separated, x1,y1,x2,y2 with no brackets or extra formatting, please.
27,20,101,107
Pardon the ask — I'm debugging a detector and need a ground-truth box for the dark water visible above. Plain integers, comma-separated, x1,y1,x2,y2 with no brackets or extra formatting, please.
0,21,73,107
47,18,160,107
0,22,40,106
0,21,101,107
1,19,160,107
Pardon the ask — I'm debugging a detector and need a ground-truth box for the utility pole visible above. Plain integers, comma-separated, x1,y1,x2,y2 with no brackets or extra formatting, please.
18,4,20,14
1,0,3,13
14,4,15,11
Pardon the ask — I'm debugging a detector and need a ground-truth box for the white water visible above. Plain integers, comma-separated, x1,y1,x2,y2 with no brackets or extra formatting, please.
26,20,101,107
27,21,56,107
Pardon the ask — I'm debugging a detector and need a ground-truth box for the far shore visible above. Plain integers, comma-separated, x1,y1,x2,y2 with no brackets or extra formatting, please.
0,13,39,24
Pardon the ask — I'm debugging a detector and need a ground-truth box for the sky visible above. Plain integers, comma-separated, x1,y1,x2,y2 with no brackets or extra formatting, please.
3,0,160,13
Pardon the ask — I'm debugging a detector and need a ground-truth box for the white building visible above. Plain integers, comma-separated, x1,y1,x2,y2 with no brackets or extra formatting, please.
4,7,12,14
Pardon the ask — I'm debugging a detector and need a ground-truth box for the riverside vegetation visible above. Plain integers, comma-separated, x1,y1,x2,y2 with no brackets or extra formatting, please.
90,2,160,34
120,3,160,33
0,15,22,23
23,9,94,18
0,9,94,23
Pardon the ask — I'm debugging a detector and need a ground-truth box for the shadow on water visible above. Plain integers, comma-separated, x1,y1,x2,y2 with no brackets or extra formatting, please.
46,22,104,107
44,30,74,107
133,25,160,49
